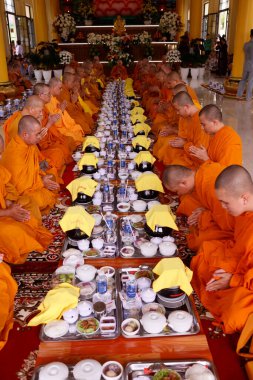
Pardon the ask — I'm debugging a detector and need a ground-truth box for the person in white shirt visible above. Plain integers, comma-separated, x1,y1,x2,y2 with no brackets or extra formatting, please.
15,40,24,57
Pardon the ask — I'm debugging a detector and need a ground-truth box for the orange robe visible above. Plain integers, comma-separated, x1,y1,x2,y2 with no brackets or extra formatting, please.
57,86,92,135
191,212,253,334
45,96,84,145
207,126,242,166
3,111,22,145
0,165,52,264
0,262,17,350
1,135,57,214
177,162,235,251
111,65,128,80
162,110,210,168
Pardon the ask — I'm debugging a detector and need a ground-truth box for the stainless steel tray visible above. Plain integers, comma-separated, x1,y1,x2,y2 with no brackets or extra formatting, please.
40,267,120,342
32,364,124,380
118,267,200,338
118,216,177,259
125,359,219,379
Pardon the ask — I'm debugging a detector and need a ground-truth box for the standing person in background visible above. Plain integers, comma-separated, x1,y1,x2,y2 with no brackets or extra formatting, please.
237,29,253,101
15,40,24,58
204,34,212,56
217,37,228,76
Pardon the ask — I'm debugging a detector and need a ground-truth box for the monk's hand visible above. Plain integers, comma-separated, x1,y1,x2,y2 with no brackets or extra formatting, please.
169,137,186,148
206,269,232,292
189,145,209,161
7,203,30,222
40,160,49,171
47,113,60,128
58,100,67,112
71,92,78,104
38,128,48,140
187,207,205,226
42,175,60,191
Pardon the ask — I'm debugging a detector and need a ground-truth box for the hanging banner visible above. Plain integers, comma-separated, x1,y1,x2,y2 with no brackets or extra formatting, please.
94,0,143,17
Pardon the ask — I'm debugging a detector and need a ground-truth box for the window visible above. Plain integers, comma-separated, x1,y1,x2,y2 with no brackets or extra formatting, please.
4,0,15,13
219,0,229,11
204,2,209,16
218,0,229,37
25,4,33,19
202,2,209,38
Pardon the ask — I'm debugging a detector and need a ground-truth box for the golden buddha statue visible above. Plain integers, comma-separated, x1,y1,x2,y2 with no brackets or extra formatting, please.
113,15,126,36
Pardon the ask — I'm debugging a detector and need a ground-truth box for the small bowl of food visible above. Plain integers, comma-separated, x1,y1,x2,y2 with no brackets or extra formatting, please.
102,361,123,380
120,246,135,257
121,318,140,336
140,242,158,257
76,317,99,336
98,266,115,278
132,200,146,212
159,242,177,257
76,281,96,299
118,172,129,180
117,202,130,212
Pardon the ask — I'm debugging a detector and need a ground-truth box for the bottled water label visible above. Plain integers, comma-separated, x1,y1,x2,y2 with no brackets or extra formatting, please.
97,279,107,294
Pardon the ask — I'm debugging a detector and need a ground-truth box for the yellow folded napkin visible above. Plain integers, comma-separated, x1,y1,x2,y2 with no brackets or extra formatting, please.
152,258,193,296
134,151,156,166
28,283,80,326
145,204,178,231
82,136,100,151
130,107,145,116
59,205,95,236
131,114,147,124
78,153,98,171
132,136,151,149
135,172,164,193
133,123,151,136
78,95,92,116
66,177,98,201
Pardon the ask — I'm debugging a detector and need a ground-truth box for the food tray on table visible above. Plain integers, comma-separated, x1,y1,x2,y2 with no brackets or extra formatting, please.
125,359,219,379
40,265,120,342
118,215,177,259
61,218,118,259
115,188,160,214
32,363,124,380
118,267,200,338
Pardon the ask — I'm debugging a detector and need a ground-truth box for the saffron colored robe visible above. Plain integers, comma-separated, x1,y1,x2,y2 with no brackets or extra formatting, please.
0,262,17,350
177,162,235,251
1,135,57,214
191,212,253,334
111,65,128,80
0,165,52,264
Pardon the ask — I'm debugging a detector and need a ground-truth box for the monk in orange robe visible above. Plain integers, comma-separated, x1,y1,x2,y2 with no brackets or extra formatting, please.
34,83,74,163
92,55,105,87
3,95,65,177
188,104,243,167
47,78,84,145
0,163,52,264
0,262,17,350
191,165,253,334
111,60,128,80
76,66,99,115
57,73,92,134
1,116,59,214
163,163,235,251
161,91,209,168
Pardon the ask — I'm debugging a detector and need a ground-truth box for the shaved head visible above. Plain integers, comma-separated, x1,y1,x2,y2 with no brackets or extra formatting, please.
33,83,48,95
63,65,75,75
172,91,194,106
215,165,253,216
168,71,181,81
163,165,195,195
199,104,222,122
18,115,40,135
24,95,44,109
215,165,253,196
172,83,187,95
49,77,61,88
62,72,75,85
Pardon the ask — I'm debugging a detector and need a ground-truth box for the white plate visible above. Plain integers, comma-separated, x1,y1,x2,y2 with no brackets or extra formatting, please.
44,320,69,338
55,265,76,275
128,214,143,223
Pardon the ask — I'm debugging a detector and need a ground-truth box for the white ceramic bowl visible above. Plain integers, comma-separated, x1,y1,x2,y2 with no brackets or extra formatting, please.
159,242,177,257
62,307,79,324
120,246,135,257
140,311,167,334
121,318,140,336
92,213,102,226
97,158,104,167
117,202,130,212
78,301,94,317
62,248,81,258
185,364,215,380
140,242,158,257
39,362,69,380
91,238,104,250
168,310,193,333
162,235,175,243
148,200,161,210
76,265,97,282
98,266,115,278
77,239,90,251
44,320,69,339
136,277,151,291
150,237,163,245
129,193,138,201
131,170,141,180
55,265,75,275
132,200,146,212
118,172,129,180
63,254,84,268
129,152,137,159
102,361,123,380
141,288,156,303
73,359,102,380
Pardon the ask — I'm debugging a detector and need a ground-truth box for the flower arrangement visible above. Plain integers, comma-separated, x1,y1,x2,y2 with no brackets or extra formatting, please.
166,49,181,63
159,11,182,40
141,0,158,21
77,0,95,20
53,13,76,41
59,50,73,65
28,42,61,70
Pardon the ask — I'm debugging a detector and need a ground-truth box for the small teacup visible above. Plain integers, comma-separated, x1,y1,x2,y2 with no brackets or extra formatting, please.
93,198,102,206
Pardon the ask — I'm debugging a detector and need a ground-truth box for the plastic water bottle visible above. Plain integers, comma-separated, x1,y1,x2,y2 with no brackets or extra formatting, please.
126,275,137,301
107,159,114,174
103,180,110,203
97,274,108,295
123,219,132,240
105,211,114,230
118,180,126,201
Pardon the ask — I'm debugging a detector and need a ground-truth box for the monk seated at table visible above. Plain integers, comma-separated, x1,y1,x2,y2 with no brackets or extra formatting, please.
92,56,105,88
57,73,92,135
3,95,65,178
34,83,74,164
159,91,209,168
8,62,32,96
76,66,99,116
0,262,17,350
47,78,84,146
1,115,59,215
82,60,102,102
188,104,243,167
111,60,128,80
191,165,253,334
162,163,235,251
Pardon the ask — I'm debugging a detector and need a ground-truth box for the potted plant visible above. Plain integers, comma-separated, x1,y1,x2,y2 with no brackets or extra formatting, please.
77,0,95,26
159,11,182,41
141,0,158,25
37,42,61,83
53,13,76,42
28,51,43,82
